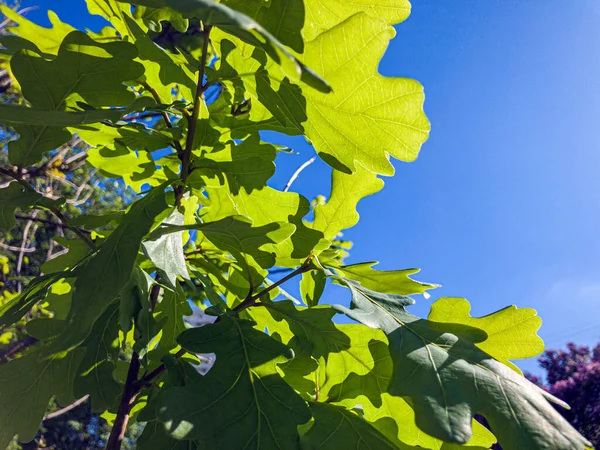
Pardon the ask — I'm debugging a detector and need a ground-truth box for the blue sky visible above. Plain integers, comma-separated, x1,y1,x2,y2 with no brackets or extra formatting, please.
16,0,600,374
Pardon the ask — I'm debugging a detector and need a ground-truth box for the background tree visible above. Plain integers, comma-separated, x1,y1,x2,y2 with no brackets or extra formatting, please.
0,2,133,448
526,342,600,448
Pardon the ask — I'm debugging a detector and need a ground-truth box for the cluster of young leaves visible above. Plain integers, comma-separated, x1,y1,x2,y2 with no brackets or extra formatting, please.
0,1,593,449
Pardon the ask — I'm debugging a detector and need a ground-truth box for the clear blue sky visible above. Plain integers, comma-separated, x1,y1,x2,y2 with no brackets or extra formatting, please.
17,0,600,374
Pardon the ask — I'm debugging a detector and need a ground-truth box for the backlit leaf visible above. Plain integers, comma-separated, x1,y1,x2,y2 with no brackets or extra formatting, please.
0,349,85,449
8,31,144,165
336,280,592,449
42,185,169,356
156,315,311,447
428,297,544,373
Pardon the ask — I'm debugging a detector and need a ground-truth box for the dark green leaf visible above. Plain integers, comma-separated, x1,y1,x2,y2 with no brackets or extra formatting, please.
0,349,85,449
301,402,401,450
74,303,122,412
156,315,311,447
42,185,169,356
118,0,330,93
8,30,144,165
300,270,326,307
335,280,591,449
0,182,46,231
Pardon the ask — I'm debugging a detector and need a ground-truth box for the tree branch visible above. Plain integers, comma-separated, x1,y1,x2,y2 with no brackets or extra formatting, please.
283,156,316,192
177,24,212,205
43,395,90,421
106,352,141,450
14,214,91,234
233,261,312,313
0,168,96,249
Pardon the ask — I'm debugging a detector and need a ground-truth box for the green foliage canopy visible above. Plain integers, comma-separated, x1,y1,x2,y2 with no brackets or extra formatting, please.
0,1,592,449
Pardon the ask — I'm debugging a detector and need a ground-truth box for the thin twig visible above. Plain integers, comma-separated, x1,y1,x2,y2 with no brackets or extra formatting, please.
178,24,212,205
233,262,312,313
43,395,90,421
141,82,183,155
0,169,96,249
0,241,36,253
284,156,316,192
0,335,38,363
14,214,91,234
16,213,37,293
63,150,87,166
51,209,96,249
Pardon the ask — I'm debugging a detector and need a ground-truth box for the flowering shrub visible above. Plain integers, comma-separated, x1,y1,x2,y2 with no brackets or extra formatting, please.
527,342,600,447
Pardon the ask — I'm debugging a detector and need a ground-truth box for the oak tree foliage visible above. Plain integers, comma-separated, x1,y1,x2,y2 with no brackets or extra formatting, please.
0,1,592,449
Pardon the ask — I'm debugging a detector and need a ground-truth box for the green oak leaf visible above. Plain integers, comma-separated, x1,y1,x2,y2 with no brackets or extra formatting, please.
151,286,193,359
320,325,495,449
223,0,412,45
248,301,351,399
143,210,190,288
133,4,189,32
41,237,93,273
8,30,144,166
122,13,197,102
216,13,429,175
156,315,311,447
74,122,181,152
0,349,85,449
0,104,122,127
0,272,66,326
42,185,169,356
301,0,412,41
189,135,276,194
199,175,327,267
74,303,123,412
0,6,75,55
300,270,326,307
118,0,330,93
152,215,295,271
313,166,384,240
252,302,494,449
0,182,47,231
428,297,544,373
25,318,67,340
301,402,403,450
336,262,438,296
87,144,162,192
335,280,591,449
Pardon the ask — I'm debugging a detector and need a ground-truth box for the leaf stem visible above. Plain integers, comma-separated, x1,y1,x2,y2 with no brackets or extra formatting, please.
233,261,312,313
177,24,212,205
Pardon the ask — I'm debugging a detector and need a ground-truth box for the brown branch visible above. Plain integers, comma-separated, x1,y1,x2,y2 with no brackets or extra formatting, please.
14,214,91,234
106,352,141,450
0,241,36,253
233,261,312,313
106,275,162,449
140,81,184,155
1,168,96,249
0,335,38,364
50,209,96,250
43,395,90,421
177,24,212,205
